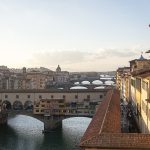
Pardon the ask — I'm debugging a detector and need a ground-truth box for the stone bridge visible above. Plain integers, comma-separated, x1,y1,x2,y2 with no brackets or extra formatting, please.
0,89,108,131
6,109,93,132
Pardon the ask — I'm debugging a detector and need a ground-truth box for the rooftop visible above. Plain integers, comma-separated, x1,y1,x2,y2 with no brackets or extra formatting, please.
80,89,150,149
132,68,150,78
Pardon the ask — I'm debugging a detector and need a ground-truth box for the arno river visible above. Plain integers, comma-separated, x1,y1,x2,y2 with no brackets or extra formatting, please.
0,115,91,150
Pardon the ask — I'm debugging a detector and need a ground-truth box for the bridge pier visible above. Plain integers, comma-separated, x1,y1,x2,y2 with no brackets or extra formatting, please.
43,116,62,132
0,111,8,125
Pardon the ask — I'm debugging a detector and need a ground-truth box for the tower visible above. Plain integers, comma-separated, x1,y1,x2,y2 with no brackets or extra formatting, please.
56,65,61,73
22,67,26,74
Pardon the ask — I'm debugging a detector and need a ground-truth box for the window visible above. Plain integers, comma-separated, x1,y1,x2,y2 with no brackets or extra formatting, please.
100,95,103,99
66,103,70,107
131,79,136,87
71,102,76,107
36,110,39,112
136,78,141,91
63,110,66,113
142,81,148,92
27,95,30,98
59,105,64,108
51,95,54,99
87,95,90,99
63,95,66,99
16,95,19,99
142,101,147,115
39,95,42,99
41,105,45,107
149,109,150,121
134,65,137,68
5,95,8,98
59,100,64,103
75,95,78,99
41,109,44,112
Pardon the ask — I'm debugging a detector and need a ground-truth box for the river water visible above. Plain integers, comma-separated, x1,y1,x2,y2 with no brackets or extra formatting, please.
0,115,91,150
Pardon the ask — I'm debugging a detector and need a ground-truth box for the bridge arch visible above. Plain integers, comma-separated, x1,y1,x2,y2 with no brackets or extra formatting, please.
24,100,33,110
13,101,23,110
2,100,12,110
62,116,92,121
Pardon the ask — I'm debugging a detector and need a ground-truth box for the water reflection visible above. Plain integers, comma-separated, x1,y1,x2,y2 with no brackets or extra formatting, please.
62,117,91,149
0,115,91,150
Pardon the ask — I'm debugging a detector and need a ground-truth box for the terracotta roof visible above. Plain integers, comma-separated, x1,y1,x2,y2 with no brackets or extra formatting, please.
81,133,150,149
80,89,150,149
80,89,121,144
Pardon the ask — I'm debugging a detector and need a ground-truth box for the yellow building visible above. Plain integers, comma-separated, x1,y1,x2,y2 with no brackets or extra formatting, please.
34,99,65,116
116,67,130,101
132,68,150,133
117,54,150,133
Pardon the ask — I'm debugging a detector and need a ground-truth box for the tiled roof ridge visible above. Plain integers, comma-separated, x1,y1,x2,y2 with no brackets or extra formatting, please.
101,89,121,133
98,90,113,134
80,89,117,145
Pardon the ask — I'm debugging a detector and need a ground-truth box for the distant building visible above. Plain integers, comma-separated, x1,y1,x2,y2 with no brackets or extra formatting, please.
0,66,55,90
54,65,69,85
130,54,150,72
116,67,130,101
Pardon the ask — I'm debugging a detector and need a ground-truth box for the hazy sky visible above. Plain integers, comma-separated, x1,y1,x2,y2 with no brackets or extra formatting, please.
0,0,150,72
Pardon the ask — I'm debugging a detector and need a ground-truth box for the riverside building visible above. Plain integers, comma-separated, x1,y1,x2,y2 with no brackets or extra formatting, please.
116,54,150,133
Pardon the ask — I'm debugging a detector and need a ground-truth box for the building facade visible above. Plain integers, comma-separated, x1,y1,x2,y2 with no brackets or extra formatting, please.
116,55,150,133
0,65,70,90
0,89,107,117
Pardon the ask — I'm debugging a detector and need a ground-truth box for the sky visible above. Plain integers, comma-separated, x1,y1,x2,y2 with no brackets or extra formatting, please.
0,0,150,72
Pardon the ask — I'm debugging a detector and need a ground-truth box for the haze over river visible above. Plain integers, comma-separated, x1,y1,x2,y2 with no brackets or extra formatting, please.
0,115,91,150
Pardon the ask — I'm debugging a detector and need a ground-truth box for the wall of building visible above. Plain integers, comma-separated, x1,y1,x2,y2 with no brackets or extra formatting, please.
141,78,150,133
116,58,150,133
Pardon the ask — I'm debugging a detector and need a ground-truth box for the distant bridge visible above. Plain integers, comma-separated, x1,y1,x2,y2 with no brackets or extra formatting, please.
70,77,115,84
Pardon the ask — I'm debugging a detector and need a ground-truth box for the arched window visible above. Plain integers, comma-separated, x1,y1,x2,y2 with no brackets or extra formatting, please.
2,100,12,110
13,101,23,110
24,101,33,110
